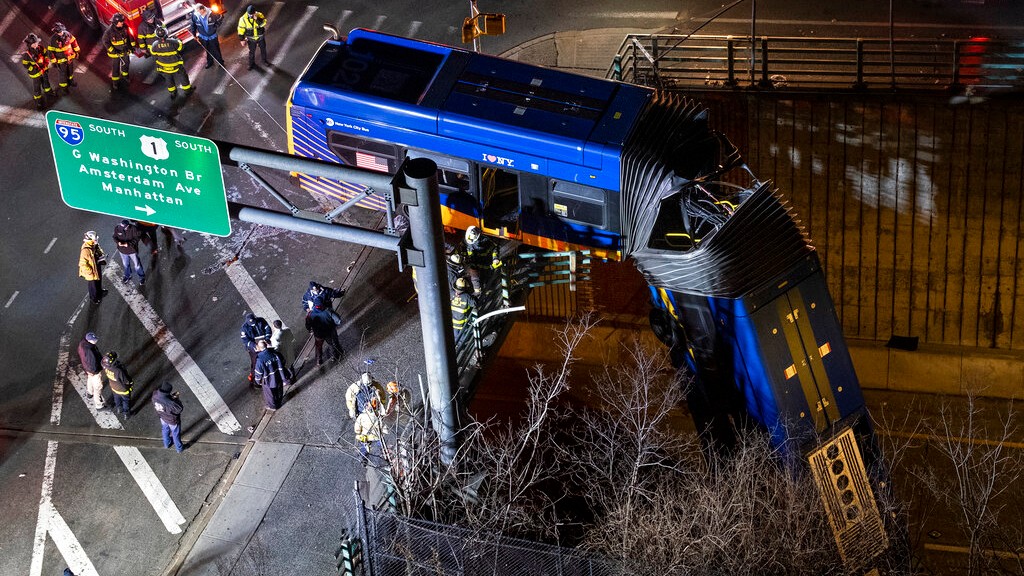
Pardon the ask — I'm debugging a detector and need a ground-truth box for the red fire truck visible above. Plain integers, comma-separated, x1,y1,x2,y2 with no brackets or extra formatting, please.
73,0,219,43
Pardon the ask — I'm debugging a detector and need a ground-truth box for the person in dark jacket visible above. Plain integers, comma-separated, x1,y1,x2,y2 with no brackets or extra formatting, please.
240,312,272,383
112,219,145,286
101,351,133,419
189,3,224,69
305,305,343,366
136,9,161,57
101,13,136,90
152,382,184,452
21,33,52,109
150,26,192,100
301,281,344,316
48,22,79,94
77,332,106,410
253,340,292,410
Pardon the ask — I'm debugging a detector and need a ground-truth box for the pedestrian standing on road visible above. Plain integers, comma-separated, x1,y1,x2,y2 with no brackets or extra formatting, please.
153,382,184,452
79,231,108,304
136,9,161,58
240,312,272,384
345,372,384,419
253,340,292,410
354,397,387,464
237,4,269,70
113,219,146,286
21,33,52,110
190,3,225,69
101,351,134,419
305,304,343,367
136,221,159,254
165,226,186,249
383,380,410,418
77,332,106,410
48,23,79,95
302,281,344,321
102,13,136,91
270,319,296,369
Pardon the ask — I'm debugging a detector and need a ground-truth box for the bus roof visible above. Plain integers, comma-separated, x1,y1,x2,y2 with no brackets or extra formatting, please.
292,29,651,178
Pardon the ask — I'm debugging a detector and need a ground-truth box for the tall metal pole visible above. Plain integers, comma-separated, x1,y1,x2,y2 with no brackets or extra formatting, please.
469,0,481,53
402,158,459,465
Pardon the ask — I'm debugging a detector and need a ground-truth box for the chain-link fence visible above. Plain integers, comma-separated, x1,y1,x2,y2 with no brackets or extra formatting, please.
362,505,621,576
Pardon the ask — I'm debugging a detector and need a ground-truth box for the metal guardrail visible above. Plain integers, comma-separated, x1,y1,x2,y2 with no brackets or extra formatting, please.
608,34,1024,91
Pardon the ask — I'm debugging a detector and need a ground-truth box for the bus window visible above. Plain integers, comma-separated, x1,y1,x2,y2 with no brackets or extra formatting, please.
480,167,520,228
550,181,606,228
328,132,398,173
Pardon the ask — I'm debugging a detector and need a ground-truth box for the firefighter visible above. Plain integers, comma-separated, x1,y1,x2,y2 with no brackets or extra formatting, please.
101,351,134,419
450,277,475,339
48,22,79,94
136,9,161,57
237,4,269,70
150,25,192,99
21,33,52,109
462,225,502,295
102,13,136,91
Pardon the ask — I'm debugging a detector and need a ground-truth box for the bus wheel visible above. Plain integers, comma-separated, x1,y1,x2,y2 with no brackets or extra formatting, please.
649,308,675,347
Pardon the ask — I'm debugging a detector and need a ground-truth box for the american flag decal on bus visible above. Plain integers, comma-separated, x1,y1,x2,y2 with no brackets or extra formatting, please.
355,151,389,172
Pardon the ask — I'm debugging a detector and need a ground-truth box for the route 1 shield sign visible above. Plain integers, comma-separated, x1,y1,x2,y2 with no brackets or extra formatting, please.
46,111,231,236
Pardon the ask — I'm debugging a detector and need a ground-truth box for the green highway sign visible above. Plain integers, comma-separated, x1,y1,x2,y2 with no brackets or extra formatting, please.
46,110,231,236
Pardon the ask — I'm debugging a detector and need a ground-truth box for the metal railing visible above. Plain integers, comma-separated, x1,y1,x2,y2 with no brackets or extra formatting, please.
608,34,1024,91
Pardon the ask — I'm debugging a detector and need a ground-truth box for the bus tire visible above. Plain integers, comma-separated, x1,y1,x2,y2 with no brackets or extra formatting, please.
649,307,676,348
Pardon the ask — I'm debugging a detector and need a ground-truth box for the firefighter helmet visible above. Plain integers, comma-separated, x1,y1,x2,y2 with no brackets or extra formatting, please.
155,25,168,39
52,22,67,34
24,33,40,46
455,277,468,292
111,13,126,25
465,226,481,244
104,351,118,363
387,381,399,394
142,8,156,21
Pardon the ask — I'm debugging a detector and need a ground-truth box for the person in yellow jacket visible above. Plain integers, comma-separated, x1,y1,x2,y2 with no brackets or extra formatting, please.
237,4,269,70
21,33,51,109
78,231,108,304
149,26,192,99
354,397,387,464
48,22,79,94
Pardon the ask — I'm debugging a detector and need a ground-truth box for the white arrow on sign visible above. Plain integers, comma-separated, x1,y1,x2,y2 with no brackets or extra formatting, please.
135,205,156,216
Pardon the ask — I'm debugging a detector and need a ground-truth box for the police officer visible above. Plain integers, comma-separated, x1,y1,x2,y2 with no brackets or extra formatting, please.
101,351,134,419
102,13,136,91
190,3,224,69
150,25,192,99
240,312,272,384
48,23,79,94
21,33,52,109
253,340,292,410
237,4,269,70
136,9,161,57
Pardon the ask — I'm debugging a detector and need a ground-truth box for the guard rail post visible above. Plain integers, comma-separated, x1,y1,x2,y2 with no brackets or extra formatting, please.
951,39,961,87
758,37,771,88
726,37,737,87
853,39,867,90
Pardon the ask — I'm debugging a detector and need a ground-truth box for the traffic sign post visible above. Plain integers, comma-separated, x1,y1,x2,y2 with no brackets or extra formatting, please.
46,111,231,236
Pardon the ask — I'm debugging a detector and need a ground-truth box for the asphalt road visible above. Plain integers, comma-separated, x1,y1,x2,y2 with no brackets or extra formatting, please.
0,0,1021,574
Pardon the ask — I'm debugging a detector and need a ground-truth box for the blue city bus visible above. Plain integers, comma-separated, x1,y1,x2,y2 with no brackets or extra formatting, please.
287,32,894,555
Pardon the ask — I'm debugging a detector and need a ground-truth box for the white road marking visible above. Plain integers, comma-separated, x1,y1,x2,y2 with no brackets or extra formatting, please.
51,298,87,425
202,237,283,323
44,237,58,254
186,54,206,91
334,10,353,31
0,10,18,37
588,11,679,18
214,1,285,95
113,446,188,534
105,263,242,434
0,104,45,128
250,5,318,101
30,442,98,576
407,21,422,38
75,43,105,76
4,291,18,308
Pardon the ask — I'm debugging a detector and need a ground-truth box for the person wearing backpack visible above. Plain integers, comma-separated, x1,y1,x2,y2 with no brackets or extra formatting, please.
345,372,384,419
